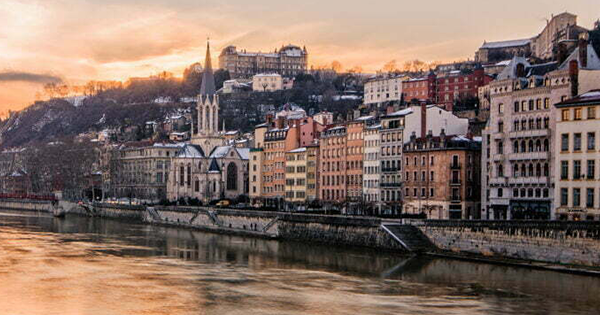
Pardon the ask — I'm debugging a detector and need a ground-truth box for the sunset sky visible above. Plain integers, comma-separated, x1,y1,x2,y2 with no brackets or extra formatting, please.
1,0,598,114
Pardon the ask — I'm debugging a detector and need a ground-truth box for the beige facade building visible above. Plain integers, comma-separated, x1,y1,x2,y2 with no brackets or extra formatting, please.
110,142,182,201
284,146,319,210
219,45,308,79
554,91,600,221
481,39,600,220
252,73,293,92
364,75,408,106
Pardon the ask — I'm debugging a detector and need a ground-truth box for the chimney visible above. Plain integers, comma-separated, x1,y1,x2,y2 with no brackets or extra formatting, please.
579,32,589,69
420,102,427,138
386,105,395,115
569,60,579,98
410,131,417,142
276,117,284,129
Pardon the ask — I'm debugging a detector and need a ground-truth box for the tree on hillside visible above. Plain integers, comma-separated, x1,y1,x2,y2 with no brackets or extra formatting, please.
383,60,398,73
214,69,231,90
331,61,343,73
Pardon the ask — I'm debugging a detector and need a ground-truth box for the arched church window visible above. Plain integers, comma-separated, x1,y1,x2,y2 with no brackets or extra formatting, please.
227,162,238,190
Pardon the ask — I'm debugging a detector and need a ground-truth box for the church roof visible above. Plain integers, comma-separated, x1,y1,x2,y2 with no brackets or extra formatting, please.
208,159,221,172
559,43,600,70
209,146,231,158
177,144,205,158
200,40,216,96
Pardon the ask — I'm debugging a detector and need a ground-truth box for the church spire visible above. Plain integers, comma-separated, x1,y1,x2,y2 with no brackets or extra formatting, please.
200,39,216,96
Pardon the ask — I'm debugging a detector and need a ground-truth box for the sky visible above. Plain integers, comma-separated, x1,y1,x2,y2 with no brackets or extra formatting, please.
0,0,598,114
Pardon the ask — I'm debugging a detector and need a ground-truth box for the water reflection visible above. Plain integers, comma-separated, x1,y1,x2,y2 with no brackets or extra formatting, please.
0,210,599,315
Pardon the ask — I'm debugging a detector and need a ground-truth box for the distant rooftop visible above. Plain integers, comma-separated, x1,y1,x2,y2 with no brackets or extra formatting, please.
480,38,531,50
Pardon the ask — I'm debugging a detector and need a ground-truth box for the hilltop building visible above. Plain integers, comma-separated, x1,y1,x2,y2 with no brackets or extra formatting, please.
475,12,588,63
219,45,308,79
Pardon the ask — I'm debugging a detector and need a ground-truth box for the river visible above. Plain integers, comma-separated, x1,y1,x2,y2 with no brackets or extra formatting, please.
0,210,599,315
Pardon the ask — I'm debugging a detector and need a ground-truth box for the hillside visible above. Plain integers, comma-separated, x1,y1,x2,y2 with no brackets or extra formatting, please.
0,97,189,149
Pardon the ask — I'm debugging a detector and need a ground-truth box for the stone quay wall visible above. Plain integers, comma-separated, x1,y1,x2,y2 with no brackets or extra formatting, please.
4,198,600,268
278,214,405,250
415,220,600,267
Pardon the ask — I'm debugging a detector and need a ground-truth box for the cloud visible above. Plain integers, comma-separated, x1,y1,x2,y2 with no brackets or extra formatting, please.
0,71,62,84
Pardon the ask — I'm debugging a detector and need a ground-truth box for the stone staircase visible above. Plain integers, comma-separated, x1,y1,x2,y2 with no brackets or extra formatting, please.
146,207,162,222
381,223,436,253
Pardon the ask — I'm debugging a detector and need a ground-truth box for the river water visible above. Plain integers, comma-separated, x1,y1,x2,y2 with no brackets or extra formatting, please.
0,210,599,315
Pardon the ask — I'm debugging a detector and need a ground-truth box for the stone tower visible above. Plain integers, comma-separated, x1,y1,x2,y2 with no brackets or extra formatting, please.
192,40,225,155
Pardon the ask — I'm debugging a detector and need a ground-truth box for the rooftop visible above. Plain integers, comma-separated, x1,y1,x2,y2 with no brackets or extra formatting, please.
556,90,600,107
480,38,531,50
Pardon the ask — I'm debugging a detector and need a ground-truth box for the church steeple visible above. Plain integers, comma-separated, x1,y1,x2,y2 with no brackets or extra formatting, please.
200,40,216,96
192,38,224,155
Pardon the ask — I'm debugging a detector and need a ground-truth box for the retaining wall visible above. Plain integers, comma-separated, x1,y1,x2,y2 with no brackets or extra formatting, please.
416,220,600,267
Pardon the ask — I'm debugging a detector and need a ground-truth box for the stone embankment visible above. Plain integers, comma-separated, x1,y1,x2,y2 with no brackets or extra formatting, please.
413,220,600,267
3,199,600,269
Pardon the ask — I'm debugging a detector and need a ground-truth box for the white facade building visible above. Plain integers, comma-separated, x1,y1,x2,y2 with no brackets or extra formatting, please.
402,105,469,143
363,123,381,212
554,91,600,221
364,75,408,106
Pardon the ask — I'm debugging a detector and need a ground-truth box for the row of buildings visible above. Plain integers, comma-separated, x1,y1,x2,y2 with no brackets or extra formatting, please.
363,67,493,111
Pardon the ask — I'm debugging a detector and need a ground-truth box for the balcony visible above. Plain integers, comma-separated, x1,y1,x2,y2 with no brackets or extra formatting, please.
507,177,549,185
508,152,548,161
450,179,462,186
488,177,508,185
450,163,461,170
451,195,462,202
508,129,549,139
381,168,400,173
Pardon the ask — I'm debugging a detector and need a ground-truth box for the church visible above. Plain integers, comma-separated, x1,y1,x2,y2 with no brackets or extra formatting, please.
166,41,249,203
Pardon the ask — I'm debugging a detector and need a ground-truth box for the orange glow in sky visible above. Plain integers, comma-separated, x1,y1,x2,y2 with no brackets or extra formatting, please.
0,0,598,114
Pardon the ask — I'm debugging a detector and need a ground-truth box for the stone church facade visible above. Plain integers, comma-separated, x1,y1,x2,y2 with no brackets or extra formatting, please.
166,41,249,203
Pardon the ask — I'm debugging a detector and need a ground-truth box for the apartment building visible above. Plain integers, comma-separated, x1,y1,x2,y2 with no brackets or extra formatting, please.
379,110,406,215
363,123,381,213
554,91,600,220
284,145,319,210
319,126,347,206
111,142,183,201
364,75,408,106
403,133,481,219
481,38,600,220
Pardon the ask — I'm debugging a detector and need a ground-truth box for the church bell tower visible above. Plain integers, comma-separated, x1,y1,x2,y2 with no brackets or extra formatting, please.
192,39,225,154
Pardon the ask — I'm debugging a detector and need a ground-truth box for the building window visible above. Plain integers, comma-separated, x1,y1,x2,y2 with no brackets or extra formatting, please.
588,132,596,150
227,162,238,190
574,160,582,179
498,141,504,154
561,188,568,206
561,134,569,152
561,109,570,121
588,160,596,179
498,103,504,114
574,133,582,151
588,107,596,119
498,188,503,198
587,188,595,208
544,98,550,109
574,108,583,120
561,161,569,180
573,188,581,207
514,101,520,112
498,121,504,133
